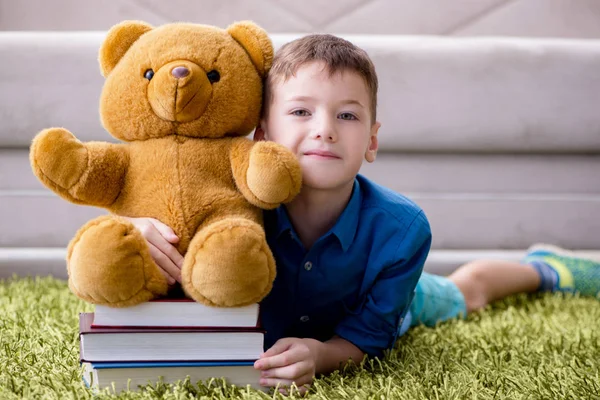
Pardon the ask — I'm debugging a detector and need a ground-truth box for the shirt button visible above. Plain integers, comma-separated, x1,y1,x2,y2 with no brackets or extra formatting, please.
300,315,310,322
304,261,313,271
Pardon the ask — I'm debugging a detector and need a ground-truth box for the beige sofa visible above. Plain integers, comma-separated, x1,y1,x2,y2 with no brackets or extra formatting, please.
1,33,599,279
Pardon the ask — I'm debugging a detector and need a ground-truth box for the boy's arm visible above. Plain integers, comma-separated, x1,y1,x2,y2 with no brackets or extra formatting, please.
334,211,431,358
315,335,365,374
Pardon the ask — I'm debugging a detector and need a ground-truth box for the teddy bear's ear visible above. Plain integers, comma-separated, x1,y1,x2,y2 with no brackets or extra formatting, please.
99,20,153,77
227,21,273,78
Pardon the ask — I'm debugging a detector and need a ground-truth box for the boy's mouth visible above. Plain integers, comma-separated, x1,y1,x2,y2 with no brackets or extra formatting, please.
304,149,340,159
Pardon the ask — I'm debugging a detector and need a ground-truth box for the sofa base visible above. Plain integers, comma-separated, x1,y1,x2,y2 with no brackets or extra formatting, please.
3,248,600,280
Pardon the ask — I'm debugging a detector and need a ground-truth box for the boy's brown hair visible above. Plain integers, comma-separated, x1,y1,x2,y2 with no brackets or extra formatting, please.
263,34,378,123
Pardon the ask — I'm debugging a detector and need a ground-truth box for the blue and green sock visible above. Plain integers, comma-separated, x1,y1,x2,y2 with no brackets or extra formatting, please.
523,244,600,297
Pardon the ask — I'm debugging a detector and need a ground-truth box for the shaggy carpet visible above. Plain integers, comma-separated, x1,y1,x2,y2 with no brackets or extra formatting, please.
0,276,598,399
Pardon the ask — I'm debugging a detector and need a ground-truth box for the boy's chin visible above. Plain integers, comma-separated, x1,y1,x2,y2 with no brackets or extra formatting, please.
302,171,356,192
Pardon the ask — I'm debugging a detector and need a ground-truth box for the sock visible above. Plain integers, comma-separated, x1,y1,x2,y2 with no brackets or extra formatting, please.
529,260,559,292
524,245,600,297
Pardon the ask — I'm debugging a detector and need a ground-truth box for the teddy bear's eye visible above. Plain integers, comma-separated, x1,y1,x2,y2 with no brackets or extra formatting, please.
207,70,220,84
144,69,155,81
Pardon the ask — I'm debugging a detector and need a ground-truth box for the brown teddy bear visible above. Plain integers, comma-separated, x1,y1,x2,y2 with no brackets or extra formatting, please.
29,20,301,308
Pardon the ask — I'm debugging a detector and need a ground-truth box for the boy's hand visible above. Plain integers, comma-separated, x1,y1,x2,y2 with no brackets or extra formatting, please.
122,217,183,285
254,337,322,394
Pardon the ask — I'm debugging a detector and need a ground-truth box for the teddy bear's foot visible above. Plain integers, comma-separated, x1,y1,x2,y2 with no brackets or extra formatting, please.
67,215,168,307
182,217,276,307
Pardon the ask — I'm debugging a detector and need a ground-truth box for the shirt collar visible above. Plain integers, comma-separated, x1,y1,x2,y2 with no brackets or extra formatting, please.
331,178,362,252
273,178,362,252
273,204,295,240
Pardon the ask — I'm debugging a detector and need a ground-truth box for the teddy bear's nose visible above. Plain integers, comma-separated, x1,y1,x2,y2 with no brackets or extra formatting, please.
171,66,190,79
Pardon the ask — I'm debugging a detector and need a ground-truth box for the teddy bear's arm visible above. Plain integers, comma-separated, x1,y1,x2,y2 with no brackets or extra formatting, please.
229,138,302,209
30,127,129,207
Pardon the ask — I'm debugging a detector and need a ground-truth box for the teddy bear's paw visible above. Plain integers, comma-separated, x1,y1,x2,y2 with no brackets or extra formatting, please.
246,141,302,207
182,218,276,307
30,127,88,191
67,215,168,307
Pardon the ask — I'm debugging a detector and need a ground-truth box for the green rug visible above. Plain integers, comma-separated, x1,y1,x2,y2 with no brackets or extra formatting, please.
1,276,598,400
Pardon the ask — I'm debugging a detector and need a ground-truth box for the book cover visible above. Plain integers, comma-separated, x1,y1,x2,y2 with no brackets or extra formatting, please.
79,313,265,362
92,298,260,328
82,360,263,392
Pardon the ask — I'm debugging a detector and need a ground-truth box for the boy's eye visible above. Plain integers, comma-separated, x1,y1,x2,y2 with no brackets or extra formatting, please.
292,110,309,117
339,112,357,121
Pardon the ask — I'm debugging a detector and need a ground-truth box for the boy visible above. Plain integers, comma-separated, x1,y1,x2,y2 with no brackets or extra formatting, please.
126,34,600,392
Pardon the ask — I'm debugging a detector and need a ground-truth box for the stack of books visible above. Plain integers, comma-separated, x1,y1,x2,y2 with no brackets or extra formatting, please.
79,297,264,392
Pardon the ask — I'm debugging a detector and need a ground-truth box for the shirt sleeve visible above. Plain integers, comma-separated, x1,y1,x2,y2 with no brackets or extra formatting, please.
334,211,431,358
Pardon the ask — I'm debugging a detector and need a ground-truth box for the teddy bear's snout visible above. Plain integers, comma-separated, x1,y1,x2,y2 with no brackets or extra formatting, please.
147,61,212,123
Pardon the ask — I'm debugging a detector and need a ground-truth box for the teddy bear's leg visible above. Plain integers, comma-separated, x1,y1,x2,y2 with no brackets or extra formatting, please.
67,215,168,307
181,217,276,307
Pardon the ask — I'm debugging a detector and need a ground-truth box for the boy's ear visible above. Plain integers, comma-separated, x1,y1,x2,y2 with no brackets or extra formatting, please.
227,21,273,78
99,20,153,77
253,124,267,141
365,121,381,163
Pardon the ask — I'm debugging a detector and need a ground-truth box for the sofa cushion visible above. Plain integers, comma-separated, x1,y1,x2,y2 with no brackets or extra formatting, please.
1,33,600,152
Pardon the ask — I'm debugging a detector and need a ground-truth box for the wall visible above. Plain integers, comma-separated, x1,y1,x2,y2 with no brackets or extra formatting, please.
2,0,600,38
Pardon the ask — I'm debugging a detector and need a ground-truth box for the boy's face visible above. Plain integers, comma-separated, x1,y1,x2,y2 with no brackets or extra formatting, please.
255,61,380,191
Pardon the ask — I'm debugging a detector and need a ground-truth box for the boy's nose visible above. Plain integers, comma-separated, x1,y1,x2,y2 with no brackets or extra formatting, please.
314,132,335,142
312,119,337,142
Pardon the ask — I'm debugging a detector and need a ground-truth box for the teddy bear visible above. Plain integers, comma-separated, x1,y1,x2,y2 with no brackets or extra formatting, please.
29,20,302,308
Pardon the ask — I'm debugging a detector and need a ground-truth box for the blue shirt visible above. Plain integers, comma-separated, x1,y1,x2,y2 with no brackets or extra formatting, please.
259,175,432,358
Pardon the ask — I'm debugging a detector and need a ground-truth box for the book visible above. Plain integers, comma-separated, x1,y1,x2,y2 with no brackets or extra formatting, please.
93,299,260,328
82,360,262,392
79,313,264,362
